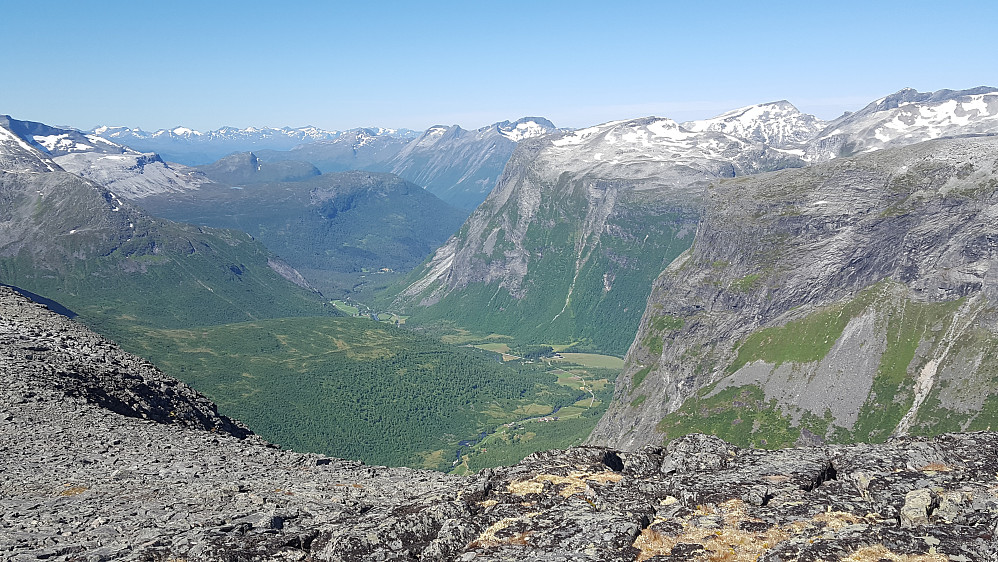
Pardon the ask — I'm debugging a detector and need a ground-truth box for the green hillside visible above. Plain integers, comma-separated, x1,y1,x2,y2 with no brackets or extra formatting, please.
392,195,696,357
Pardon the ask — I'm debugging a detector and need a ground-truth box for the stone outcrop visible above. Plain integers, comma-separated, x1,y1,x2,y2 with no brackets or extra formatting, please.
2,286,998,560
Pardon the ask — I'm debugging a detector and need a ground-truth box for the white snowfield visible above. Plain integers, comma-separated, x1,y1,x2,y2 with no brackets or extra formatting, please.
682,100,826,148
498,120,553,142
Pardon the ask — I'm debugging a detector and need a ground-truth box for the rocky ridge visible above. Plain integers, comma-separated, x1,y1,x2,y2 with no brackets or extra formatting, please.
590,134,998,451
3,286,998,560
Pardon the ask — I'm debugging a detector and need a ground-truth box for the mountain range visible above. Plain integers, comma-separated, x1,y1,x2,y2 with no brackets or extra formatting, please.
90,124,350,165
84,118,560,211
394,87,998,362
254,117,559,209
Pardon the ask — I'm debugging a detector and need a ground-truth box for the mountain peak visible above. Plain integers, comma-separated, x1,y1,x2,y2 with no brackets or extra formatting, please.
682,101,824,148
495,117,558,142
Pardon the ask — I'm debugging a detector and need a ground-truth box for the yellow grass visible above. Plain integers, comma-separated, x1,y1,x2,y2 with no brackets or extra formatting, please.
508,470,624,498
842,545,947,562
554,353,625,369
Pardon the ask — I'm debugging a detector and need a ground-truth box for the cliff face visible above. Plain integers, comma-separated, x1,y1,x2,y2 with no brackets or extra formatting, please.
3,286,998,560
591,135,998,451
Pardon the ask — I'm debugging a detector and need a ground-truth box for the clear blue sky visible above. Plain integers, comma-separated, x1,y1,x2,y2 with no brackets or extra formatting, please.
4,0,996,132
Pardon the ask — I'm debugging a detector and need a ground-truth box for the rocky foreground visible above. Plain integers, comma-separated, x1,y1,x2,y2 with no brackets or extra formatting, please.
2,286,997,561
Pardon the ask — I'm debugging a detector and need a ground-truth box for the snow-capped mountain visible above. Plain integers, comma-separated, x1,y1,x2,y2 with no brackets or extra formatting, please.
2,116,210,199
681,101,825,149
804,86,998,161
90,125,347,165
386,117,559,209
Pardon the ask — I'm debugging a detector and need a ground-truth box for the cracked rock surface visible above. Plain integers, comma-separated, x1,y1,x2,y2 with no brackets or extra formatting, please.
2,286,997,561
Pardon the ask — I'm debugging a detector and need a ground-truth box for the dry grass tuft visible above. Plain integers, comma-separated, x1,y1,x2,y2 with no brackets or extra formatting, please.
811,510,862,530
58,485,88,497
634,500,898,561
634,499,790,562
507,470,623,498
468,512,541,548
842,544,948,561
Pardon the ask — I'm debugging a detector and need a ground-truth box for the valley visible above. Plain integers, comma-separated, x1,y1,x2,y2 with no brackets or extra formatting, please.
111,315,616,472
3,86,998,482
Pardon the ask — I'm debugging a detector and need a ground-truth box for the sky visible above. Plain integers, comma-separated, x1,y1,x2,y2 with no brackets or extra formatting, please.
4,0,997,132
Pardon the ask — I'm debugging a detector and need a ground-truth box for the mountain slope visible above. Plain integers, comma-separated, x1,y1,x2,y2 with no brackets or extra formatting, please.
138,171,467,297
391,117,804,355
804,86,998,161
0,120,61,172
386,117,558,209
590,135,998,450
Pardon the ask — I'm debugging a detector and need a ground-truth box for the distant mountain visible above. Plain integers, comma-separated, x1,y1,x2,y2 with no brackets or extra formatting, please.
681,101,825,149
385,117,559,209
803,86,998,161
90,124,346,165
2,115,211,199
389,117,803,355
194,151,320,184
0,116,331,338
256,127,420,174
137,171,467,298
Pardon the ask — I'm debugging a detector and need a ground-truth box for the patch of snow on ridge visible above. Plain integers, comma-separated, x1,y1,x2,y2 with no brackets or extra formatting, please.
33,134,94,152
962,95,992,116
646,119,689,141
551,122,621,147
500,121,549,142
